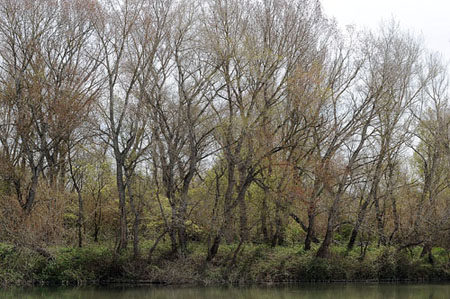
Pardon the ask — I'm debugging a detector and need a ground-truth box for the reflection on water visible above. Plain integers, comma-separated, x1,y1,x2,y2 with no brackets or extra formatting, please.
1,283,449,299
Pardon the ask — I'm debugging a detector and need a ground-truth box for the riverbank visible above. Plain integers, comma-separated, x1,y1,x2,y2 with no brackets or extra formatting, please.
1,242,449,288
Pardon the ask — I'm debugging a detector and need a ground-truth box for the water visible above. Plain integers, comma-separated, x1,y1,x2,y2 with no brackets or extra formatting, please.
1,283,449,299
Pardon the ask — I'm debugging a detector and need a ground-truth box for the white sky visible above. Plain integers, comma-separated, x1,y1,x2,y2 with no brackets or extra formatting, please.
320,0,450,61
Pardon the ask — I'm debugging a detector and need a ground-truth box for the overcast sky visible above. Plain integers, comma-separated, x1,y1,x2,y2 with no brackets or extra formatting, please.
320,0,450,61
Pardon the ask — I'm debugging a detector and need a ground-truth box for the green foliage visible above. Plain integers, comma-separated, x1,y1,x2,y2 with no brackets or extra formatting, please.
0,243,14,258
38,246,124,285
0,243,47,287
284,223,305,245
305,258,331,280
247,245,299,282
375,248,396,279
1,242,450,287
432,247,448,264
334,224,354,243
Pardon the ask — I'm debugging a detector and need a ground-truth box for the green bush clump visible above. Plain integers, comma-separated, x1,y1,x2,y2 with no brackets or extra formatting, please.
248,246,299,282
432,247,448,265
39,246,121,285
350,259,377,280
0,243,47,287
375,248,396,279
305,258,331,280
394,251,414,279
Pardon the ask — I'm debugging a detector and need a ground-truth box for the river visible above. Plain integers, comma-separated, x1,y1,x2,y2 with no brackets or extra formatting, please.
1,283,449,298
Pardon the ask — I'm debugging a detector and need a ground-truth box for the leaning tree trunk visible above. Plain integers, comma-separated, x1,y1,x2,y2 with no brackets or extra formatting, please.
347,198,370,251
316,193,341,258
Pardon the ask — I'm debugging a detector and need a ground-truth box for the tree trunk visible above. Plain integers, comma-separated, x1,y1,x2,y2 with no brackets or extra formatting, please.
316,193,342,258
207,212,231,261
127,179,140,259
207,234,221,262
374,197,386,246
261,190,269,242
169,203,178,255
177,201,188,257
290,212,320,245
347,198,370,251
115,159,128,252
316,224,333,258
239,193,248,242
420,243,434,265
93,198,102,242
23,156,44,214
271,203,285,247
93,213,100,243
77,190,83,248
304,207,316,251
178,172,194,257
207,156,236,261
304,179,322,250
24,169,39,214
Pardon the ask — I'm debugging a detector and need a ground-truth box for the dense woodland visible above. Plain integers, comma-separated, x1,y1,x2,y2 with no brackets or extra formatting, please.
1,0,450,280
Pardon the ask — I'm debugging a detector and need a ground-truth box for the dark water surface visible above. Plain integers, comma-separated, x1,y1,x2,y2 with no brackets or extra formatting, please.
2,283,449,299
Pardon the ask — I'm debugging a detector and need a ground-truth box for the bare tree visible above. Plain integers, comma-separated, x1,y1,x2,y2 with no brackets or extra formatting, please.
347,22,424,250
202,0,328,261
93,0,156,252
0,0,99,214
406,54,450,263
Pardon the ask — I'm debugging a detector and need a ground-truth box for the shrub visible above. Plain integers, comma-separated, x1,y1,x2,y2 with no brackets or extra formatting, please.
375,248,396,279
306,258,331,281
39,246,121,285
0,243,47,287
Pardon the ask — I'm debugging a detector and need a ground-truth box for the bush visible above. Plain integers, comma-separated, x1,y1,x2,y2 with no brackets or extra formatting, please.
306,258,331,280
375,248,396,279
248,246,298,282
393,251,411,279
432,247,448,265
351,259,377,280
0,243,47,287
38,246,122,285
